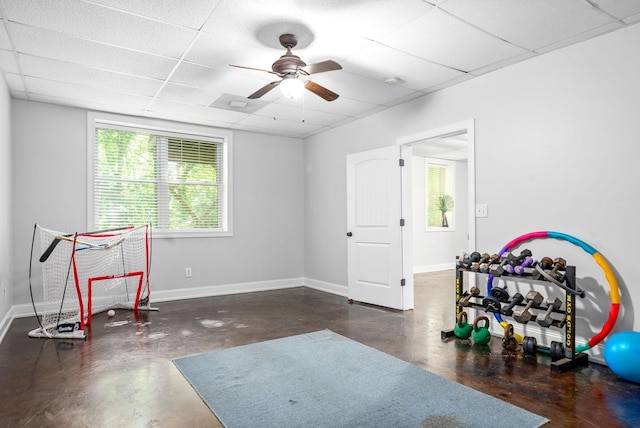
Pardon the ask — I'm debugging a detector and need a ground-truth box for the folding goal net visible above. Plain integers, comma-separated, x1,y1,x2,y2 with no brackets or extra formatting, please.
29,224,153,339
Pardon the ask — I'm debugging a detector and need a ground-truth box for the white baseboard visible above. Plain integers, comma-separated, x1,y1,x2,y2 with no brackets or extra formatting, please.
0,306,15,344
303,278,348,297
414,263,455,274
1,277,348,343
151,277,307,303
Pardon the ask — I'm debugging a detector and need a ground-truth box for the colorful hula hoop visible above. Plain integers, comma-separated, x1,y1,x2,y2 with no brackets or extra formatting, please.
487,231,620,353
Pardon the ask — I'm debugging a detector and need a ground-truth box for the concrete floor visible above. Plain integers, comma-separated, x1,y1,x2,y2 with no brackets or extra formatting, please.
1,271,638,427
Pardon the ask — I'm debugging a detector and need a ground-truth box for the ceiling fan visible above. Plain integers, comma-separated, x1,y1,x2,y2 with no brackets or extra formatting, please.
230,34,342,101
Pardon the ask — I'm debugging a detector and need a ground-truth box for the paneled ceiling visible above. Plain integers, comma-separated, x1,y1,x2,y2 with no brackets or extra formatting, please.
1,0,639,139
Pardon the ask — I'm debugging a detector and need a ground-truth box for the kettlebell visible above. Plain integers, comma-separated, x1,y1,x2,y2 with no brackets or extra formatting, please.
472,316,492,345
502,323,519,352
454,311,473,340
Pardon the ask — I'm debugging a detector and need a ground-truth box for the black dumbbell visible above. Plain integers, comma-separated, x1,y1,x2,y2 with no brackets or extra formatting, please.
522,337,565,361
536,297,562,327
500,292,524,316
482,295,501,313
490,253,512,276
490,285,510,303
513,291,544,323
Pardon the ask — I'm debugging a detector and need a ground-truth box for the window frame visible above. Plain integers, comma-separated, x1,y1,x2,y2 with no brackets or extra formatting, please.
87,112,233,238
425,157,456,232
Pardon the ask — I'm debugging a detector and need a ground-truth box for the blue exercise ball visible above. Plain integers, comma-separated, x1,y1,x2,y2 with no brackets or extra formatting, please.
604,331,640,383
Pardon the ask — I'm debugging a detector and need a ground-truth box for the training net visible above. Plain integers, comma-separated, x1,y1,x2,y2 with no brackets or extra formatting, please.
29,224,152,339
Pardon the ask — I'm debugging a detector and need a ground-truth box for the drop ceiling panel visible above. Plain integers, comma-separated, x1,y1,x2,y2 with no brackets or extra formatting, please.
312,71,415,105
148,98,249,123
381,8,530,72
25,76,152,109
19,54,163,97
584,0,640,20
8,23,178,80
170,62,274,98
85,0,223,30
237,112,324,136
260,102,349,127
275,93,378,117
0,49,18,73
0,20,11,50
2,0,197,58
185,32,277,72
0,0,637,139
156,82,220,106
3,72,23,92
342,43,465,91
440,0,618,51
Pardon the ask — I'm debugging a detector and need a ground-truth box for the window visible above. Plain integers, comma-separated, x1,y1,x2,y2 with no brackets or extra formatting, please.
425,158,455,230
88,113,232,237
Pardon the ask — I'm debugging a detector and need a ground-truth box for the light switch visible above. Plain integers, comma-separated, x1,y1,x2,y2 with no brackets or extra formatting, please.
475,204,488,218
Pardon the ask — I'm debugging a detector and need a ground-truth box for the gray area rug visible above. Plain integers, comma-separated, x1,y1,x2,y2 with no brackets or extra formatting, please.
173,329,548,428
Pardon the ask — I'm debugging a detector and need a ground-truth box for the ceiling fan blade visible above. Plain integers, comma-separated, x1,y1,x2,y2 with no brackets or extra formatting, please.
304,80,339,102
248,81,281,99
230,64,279,75
302,60,342,75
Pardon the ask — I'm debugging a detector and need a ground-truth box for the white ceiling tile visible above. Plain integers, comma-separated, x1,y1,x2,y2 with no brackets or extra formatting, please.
148,98,249,124
0,20,11,50
342,43,465,91
8,23,178,80
3,71,23,91
469,51,537,76
156,82,221,106
591,0,640,19
84,0,222,30
0,48,18,73
257,102,349,127
3,0,197,58
18,54,163,97
623,12,640,24
237,112,324,135
24,76,153,109
311,71,417,105
185,32,277,72
440,0,618,50
381,8,530,72
275,91,378,117
0,0,636,139
534,21,624,54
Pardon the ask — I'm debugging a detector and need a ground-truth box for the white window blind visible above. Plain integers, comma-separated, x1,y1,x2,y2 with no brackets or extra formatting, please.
91,119,229,235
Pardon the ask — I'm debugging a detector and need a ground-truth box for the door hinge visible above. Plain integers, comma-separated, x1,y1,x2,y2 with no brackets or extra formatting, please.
399,158,405,167
400,218,405,227
401,278,406,286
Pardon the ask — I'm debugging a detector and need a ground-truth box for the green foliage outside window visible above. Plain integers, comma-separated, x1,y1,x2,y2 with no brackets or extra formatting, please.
95,128,222,231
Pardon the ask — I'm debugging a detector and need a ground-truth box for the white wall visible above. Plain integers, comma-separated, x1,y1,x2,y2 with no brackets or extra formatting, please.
0,76,11,334
304,23,640,356
10,101,305,308
412,156,468,272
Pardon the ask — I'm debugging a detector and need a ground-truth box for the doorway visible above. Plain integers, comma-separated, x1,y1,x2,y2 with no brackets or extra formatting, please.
398,120,476,301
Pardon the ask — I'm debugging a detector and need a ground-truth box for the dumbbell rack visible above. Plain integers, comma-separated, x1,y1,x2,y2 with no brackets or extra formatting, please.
441,260,589,372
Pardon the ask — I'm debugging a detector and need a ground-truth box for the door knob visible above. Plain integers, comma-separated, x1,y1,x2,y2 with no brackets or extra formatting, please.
346,232,352,237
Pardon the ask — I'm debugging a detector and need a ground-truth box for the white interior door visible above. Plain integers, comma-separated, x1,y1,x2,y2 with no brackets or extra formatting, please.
346,145,409,310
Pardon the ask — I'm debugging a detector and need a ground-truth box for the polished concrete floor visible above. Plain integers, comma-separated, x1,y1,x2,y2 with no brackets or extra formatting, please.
1,271,639,427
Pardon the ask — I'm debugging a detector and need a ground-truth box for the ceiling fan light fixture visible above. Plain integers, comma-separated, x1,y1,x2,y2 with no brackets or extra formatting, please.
279,76,305,99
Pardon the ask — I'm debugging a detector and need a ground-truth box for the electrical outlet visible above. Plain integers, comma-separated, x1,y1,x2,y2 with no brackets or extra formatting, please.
185,267,192,278
475,204,488,218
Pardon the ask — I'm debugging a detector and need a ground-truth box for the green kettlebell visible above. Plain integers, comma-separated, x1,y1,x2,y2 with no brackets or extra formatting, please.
454,311,473,339
472,316,492,345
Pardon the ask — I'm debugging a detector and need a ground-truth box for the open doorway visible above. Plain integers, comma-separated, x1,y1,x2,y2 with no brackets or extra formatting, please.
398,120,476,304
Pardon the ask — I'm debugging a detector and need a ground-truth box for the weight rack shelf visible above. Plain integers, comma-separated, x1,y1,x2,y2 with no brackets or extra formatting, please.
441,260,589,373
